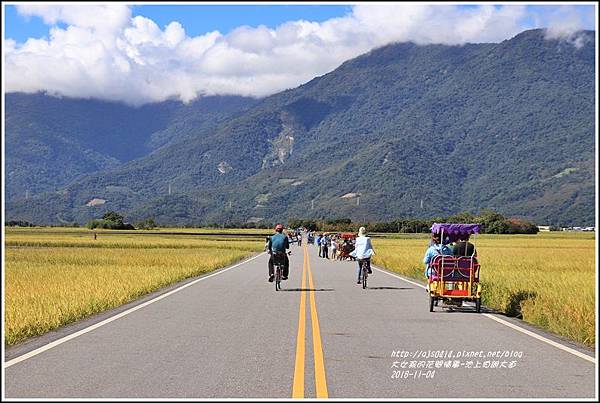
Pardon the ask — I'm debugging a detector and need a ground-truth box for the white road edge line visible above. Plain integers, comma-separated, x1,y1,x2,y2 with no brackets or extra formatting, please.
372,264,596,364
4,252,266,369
481,313,595,364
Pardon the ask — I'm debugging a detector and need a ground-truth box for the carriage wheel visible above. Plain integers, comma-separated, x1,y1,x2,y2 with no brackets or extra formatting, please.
429,295,435,312
475,298,481,313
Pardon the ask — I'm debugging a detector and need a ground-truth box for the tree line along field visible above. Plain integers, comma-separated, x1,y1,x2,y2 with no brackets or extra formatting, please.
4,228,596,348
371,232,595,347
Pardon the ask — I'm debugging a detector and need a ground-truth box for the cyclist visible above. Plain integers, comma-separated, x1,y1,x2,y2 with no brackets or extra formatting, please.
267,223,290,282
352,227,375,284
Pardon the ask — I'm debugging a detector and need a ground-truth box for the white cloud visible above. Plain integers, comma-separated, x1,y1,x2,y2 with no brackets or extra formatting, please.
543,5,592,49
4,4,595,105
15,4,130,34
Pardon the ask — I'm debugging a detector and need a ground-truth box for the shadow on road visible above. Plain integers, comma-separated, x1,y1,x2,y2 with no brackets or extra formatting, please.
280,288,335,292
436,305,494,314
366,286,413,290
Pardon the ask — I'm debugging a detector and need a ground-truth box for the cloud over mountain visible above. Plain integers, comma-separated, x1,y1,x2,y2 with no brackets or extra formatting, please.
5,4,594,105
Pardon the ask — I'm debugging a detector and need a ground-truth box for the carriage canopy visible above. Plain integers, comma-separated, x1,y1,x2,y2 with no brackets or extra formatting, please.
430,223,480,243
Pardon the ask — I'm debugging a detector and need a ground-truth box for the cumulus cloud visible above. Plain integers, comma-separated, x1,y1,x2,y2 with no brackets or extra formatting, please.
4,4,595,105
16,4,131,35
542,5,593,48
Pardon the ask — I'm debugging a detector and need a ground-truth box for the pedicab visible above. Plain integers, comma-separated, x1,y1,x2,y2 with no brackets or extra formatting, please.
337,232,357,260
427,223,482,313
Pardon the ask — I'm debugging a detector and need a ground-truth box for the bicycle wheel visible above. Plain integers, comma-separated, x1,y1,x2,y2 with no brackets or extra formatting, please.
275,265,281,291
362,265,368,289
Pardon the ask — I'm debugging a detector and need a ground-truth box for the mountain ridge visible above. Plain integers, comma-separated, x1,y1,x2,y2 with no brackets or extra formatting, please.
5,29,596,226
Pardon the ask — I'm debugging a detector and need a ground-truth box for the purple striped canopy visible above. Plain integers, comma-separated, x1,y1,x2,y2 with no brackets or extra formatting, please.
431,223,480,242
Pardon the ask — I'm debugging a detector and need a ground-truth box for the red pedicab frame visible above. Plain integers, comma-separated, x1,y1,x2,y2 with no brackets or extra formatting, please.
427,223,482,313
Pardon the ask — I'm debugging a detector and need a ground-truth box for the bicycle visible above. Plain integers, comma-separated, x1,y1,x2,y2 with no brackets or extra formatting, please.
359,258,370,289
273,251,291,291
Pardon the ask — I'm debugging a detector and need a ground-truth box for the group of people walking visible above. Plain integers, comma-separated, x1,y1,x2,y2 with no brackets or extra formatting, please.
312,233,356,261
313,227,375,283
315,233,334,259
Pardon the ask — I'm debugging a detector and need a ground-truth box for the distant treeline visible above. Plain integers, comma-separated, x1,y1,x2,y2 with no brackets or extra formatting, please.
5,220,36,227
288,210,539,234
7,209,539,234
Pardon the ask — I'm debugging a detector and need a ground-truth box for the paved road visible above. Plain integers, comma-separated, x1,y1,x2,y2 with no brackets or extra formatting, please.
4,241,596,398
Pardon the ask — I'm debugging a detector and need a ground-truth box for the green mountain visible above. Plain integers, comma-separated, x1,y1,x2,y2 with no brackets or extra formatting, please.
6,29,595,226
4,93,257,203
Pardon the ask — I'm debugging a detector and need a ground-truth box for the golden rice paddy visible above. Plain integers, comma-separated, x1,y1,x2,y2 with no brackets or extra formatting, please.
4,228,595,348
372,232,596,347
4,227,264,346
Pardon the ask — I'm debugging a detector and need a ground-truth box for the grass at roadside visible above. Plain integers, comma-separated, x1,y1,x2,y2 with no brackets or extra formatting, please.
5,228,263,346
371,232,595,347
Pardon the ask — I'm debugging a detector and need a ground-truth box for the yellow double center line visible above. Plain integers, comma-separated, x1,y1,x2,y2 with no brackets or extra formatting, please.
292,244,329,398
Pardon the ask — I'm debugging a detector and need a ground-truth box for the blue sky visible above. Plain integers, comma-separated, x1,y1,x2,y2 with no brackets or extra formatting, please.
4,4,595,44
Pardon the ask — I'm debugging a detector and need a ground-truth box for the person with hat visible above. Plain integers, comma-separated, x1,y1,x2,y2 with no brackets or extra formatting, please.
267,223,290,282
352,227,375,284
330,235,337,260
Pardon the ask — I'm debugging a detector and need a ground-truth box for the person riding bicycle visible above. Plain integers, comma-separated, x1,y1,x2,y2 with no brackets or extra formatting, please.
352,227,375,284
268,223,290,282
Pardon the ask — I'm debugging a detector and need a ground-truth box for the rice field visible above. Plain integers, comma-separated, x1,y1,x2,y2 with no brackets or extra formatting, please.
4,228,596,348
4,227,264,346
371,232,596,347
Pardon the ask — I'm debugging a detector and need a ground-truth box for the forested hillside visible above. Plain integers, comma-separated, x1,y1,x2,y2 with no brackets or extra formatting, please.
5,93,256,202
6,29,595,226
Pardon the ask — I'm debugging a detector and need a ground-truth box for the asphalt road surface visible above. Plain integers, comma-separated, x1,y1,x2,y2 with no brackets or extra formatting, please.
4,241,596,398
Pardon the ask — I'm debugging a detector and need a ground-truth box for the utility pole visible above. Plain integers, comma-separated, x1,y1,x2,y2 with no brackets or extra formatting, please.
229,201,232,209
168,183,172,195
420,199,423,209
356,196,360,206
311,199,314,210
